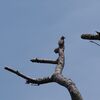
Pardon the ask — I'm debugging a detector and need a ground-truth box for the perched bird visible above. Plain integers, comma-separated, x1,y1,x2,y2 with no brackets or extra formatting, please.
58,36,65,47
96,31,100,36
54,36,65,54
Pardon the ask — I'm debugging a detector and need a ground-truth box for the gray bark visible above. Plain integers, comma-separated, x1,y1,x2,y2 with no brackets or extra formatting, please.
5,36,83,100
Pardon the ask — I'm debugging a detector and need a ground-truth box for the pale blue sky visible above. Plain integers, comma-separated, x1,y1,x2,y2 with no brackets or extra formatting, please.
0,0,100,100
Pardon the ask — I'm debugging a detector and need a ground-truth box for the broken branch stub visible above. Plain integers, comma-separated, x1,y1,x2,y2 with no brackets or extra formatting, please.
81,33,100,40
30,58,58,64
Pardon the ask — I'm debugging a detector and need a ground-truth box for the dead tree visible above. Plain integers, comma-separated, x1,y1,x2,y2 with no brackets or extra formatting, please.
5,36,83,100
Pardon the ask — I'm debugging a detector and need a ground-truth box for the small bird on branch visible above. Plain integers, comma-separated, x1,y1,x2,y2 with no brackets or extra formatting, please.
58,36,65,47
54,36,65,53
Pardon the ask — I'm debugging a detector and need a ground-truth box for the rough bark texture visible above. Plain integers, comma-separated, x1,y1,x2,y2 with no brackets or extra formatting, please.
5,36,83,100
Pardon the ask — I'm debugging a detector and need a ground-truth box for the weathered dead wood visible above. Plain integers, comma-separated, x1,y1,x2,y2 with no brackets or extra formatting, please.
4,36,83,100
5,67,53,85
30,58,58,64
81,32,100,46
81,33,100,40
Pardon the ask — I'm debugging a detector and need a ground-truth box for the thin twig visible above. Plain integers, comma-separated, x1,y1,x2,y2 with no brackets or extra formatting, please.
4,67,33,81
90,41,100,46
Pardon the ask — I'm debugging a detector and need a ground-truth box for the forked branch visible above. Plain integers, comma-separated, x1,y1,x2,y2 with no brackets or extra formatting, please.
4,36,83,100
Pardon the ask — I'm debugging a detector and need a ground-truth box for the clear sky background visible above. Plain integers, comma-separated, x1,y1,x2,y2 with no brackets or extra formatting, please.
0,0,100,100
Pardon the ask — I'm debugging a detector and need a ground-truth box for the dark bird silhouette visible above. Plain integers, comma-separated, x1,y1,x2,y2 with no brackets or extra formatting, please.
96,31,100,35
54,36,65,54
58,36,65,47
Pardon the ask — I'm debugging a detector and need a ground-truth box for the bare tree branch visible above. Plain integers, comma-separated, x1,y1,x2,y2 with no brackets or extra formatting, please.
5,67,36,84
4,36,83,100
5,67,53,85
81,33,100,40
5,67,83,100
30,58,58,64
52,73,83,100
